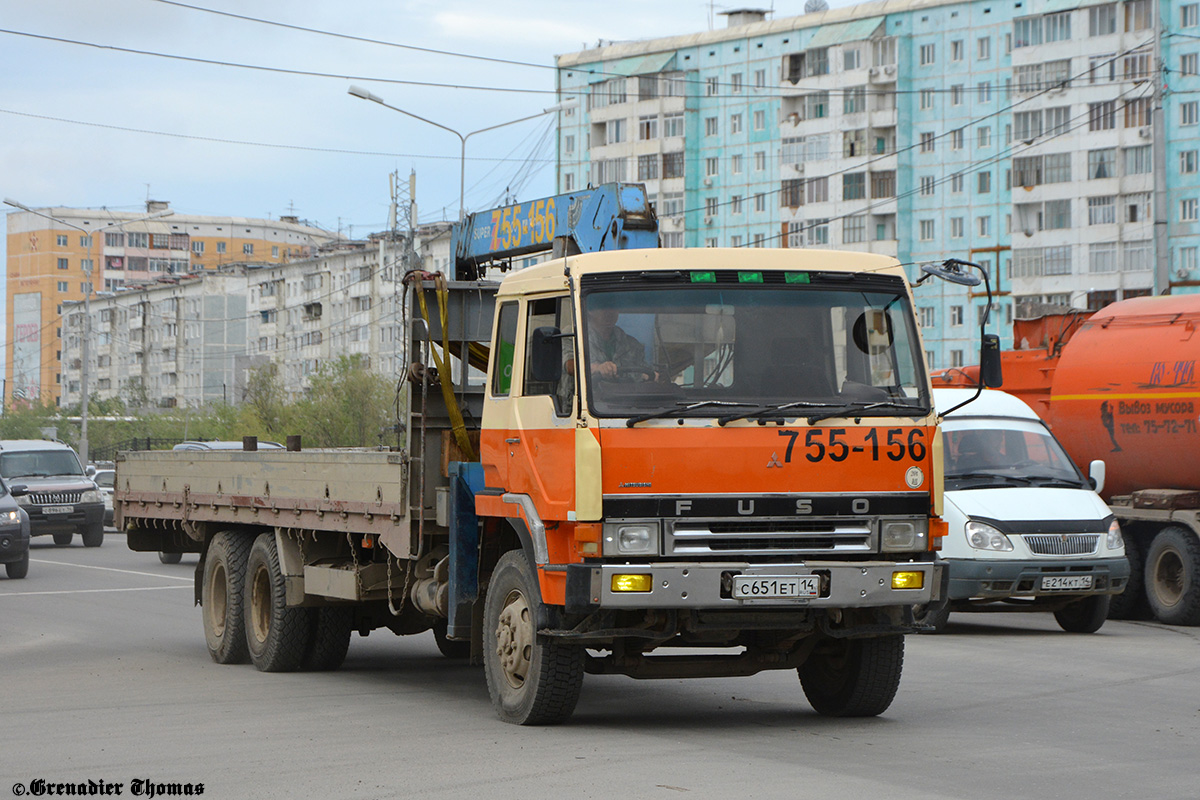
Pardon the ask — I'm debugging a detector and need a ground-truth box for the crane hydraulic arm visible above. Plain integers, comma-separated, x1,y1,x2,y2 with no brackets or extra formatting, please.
450,182,659,279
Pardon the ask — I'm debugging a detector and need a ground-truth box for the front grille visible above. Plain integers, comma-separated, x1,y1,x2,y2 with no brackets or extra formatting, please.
1023,533,1100,556
667,518,874,557
30,491,83,505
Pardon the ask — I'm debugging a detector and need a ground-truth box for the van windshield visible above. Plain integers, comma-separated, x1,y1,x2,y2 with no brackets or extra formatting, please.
942,420,1086,490
0,450,84,479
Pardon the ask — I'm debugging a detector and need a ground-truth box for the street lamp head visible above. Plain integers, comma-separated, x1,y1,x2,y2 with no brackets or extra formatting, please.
4,197,34,213
348,85,385,104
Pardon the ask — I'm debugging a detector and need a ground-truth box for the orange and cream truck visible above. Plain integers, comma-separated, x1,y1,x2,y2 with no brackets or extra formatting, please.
119,186,953,724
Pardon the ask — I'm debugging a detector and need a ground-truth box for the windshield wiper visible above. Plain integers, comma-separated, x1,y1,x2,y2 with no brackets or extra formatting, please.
716,401,844,427
805,401,929,425
626,401,759,427
946,472,1035,486
1023,474,1086,489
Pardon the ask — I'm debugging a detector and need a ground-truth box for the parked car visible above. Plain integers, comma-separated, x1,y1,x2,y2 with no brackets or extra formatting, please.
93,468,115,527
919,389,1130,633
0,440,106,547
0,477,31,579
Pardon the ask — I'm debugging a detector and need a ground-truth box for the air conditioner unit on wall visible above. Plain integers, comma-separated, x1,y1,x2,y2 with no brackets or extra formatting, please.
1139,127,1152,139
884,65,896,75
868,66,879,76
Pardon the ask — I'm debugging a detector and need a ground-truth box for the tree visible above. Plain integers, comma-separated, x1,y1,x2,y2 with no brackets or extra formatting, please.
242,362,288,436
294,355,395,447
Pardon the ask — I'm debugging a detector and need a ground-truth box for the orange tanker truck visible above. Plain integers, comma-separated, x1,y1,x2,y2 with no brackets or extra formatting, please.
935,295,1200,625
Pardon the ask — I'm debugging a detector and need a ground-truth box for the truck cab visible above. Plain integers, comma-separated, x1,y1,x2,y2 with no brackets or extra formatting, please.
926,388,1130,632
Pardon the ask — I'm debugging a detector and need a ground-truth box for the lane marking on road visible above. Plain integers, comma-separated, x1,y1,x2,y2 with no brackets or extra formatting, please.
0,585,192,597
29,558,193,582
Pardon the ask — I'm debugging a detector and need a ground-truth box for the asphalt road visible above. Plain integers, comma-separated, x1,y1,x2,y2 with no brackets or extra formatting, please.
2,534,1197,800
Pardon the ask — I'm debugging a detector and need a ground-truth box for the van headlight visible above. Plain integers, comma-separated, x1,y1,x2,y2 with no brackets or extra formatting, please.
81,490,103,504
602,522,660,556
1106,519,1124,551
965,520,1013,552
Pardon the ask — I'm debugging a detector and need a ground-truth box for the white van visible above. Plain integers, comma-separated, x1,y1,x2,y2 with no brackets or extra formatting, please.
922,388,1130,633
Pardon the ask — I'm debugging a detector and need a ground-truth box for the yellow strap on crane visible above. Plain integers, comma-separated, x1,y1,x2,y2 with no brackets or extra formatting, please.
414,273,477,461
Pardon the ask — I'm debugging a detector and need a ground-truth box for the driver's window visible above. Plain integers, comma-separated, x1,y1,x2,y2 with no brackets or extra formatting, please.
523,296,574,416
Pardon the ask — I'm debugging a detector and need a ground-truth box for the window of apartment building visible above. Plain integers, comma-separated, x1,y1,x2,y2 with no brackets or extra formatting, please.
271,246,279,258
951,173,965,193
951,40,964,61
663,151,685,179
1089,53,1117,84
950,85,965,106
1013,16,1043,48
807,177,829,203
844,172,866,200
730,72,742,93
754,69,767,88
950,128,964,150
593,157,628,182
753,110,765,130
730,235,743,248
1184,102,1200,126
564,134,575,154
55,234,68,247
755,151,766,171
1088,148,1117,179
57,257,69,270
127,232,148,248
663,113,684,138
1124,49,1152,80
636,74,659,101
919,132,935,153
1045,153,1072,183
605,119,626,144
1090,4,1117,35
1089,101,1117,130
732,153,744,174
659,192,684,218
216,242,226,254
1125,97,1152,128
977,35,992,61
977,81,992,103
753,233,765,248
1088,196,1117,225
950,305,964,326
638,116,657,140
1014,110,1043,141
191,240,204,254
754,193,766,212
638,154,660,181
1045,106,1071,136
951,217,965,238
1046,11,1072,41
705,76,719,96
705,197,718,216
844,129,867,157
841,45,862,71
705,116,719,136
731,195,743,214
1180,245,1199,275
57,280,68,292
919,43,936,66
730,113,743,134
243,243,254,255
919,89,935,111
978,216,992,237
1089,242,1119,273
919,307,936,329
705,156,719,177
104,232,123,247
1126,192,1151,223
704,237,718,248
919,219,935,240
1126,0,1151,31
843,214,866,244
976,126,992,149
873,36,897,66
920,175,936,196
1046,199,1073,229
978,171,992,194
871,171,896,198
1182,198,1199,222
1183,150,1199,174
844,86,866,114
1184,4,1200,26
1184,53,1200,77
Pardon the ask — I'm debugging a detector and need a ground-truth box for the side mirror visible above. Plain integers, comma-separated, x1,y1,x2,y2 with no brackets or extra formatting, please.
529,327,564,383
980,334,1003,388
1088,460,1106,495
9,484,28,497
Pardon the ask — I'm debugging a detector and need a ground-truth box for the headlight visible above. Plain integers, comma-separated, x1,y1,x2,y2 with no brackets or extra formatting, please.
602,522,660,556
81,490,102,504
1106,519,1124,551
2,510,17,523
881,519,929,552
965,520,1013,552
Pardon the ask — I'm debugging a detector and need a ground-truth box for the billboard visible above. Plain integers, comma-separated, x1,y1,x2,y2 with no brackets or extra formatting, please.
12,292,42,401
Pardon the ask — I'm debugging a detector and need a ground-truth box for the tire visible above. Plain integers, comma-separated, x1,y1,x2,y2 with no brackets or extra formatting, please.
81,525,104,548
434,619,471,659
483,550,584,725
1145,527,1200,626
53,532,73,546
799,635,905,717
1054,594,1111,633
1108,536,1153,620
244,532,311,672
202,531,253,664
913,597,950,633
302,607,353,671
159,551,183,565
5,552,29,579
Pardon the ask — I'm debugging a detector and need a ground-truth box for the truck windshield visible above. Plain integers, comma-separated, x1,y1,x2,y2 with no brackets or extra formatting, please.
942,420,1087,490
0,450,84,479
580,273,928,419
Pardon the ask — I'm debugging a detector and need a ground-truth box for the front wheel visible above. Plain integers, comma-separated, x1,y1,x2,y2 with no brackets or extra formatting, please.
912,597,950,633
244,533,311,672
81,524,104,548
53,533,73,547
1145,527,1200,626
799,635,905,717
5,553,29,579
1054,594,1111,633
483,550,584,725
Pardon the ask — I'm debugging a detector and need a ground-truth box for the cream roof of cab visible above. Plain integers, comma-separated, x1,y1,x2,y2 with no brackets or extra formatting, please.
494,248,906,298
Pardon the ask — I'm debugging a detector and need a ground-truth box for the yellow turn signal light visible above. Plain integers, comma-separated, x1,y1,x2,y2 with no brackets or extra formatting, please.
891,571,925,590
611,574,653,593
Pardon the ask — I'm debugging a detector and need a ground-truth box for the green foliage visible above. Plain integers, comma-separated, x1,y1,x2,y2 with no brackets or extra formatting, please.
290,355,396,447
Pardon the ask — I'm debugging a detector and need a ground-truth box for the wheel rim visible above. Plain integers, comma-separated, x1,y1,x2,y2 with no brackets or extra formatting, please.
1153,547,1185,607
250,562,272,645
495,588,533,690
207,562,227,638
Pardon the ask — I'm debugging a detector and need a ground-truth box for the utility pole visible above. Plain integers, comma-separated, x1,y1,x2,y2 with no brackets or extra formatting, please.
1153,0,1170,294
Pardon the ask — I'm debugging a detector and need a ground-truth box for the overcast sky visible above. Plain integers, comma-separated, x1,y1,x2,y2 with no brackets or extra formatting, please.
0,0,853,362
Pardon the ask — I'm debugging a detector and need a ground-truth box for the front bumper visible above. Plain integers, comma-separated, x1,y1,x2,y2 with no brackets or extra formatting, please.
25,502,105,536
943,556,1130,600
0,524,30,563
565,560,940,612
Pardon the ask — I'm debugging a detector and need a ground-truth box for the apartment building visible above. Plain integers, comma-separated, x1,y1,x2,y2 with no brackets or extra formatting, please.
5,201,338,406
556,0,1199,369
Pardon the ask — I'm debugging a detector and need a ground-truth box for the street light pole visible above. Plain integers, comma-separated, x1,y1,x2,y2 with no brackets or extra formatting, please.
3,199,172,464
348,86,575,221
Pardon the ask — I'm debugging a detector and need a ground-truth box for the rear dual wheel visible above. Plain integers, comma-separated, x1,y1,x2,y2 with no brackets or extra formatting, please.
245,533,311,672
202,531,252,664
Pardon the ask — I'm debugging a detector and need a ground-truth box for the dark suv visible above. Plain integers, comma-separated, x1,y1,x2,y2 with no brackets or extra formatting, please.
0,477,30,578
0,440,105,547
